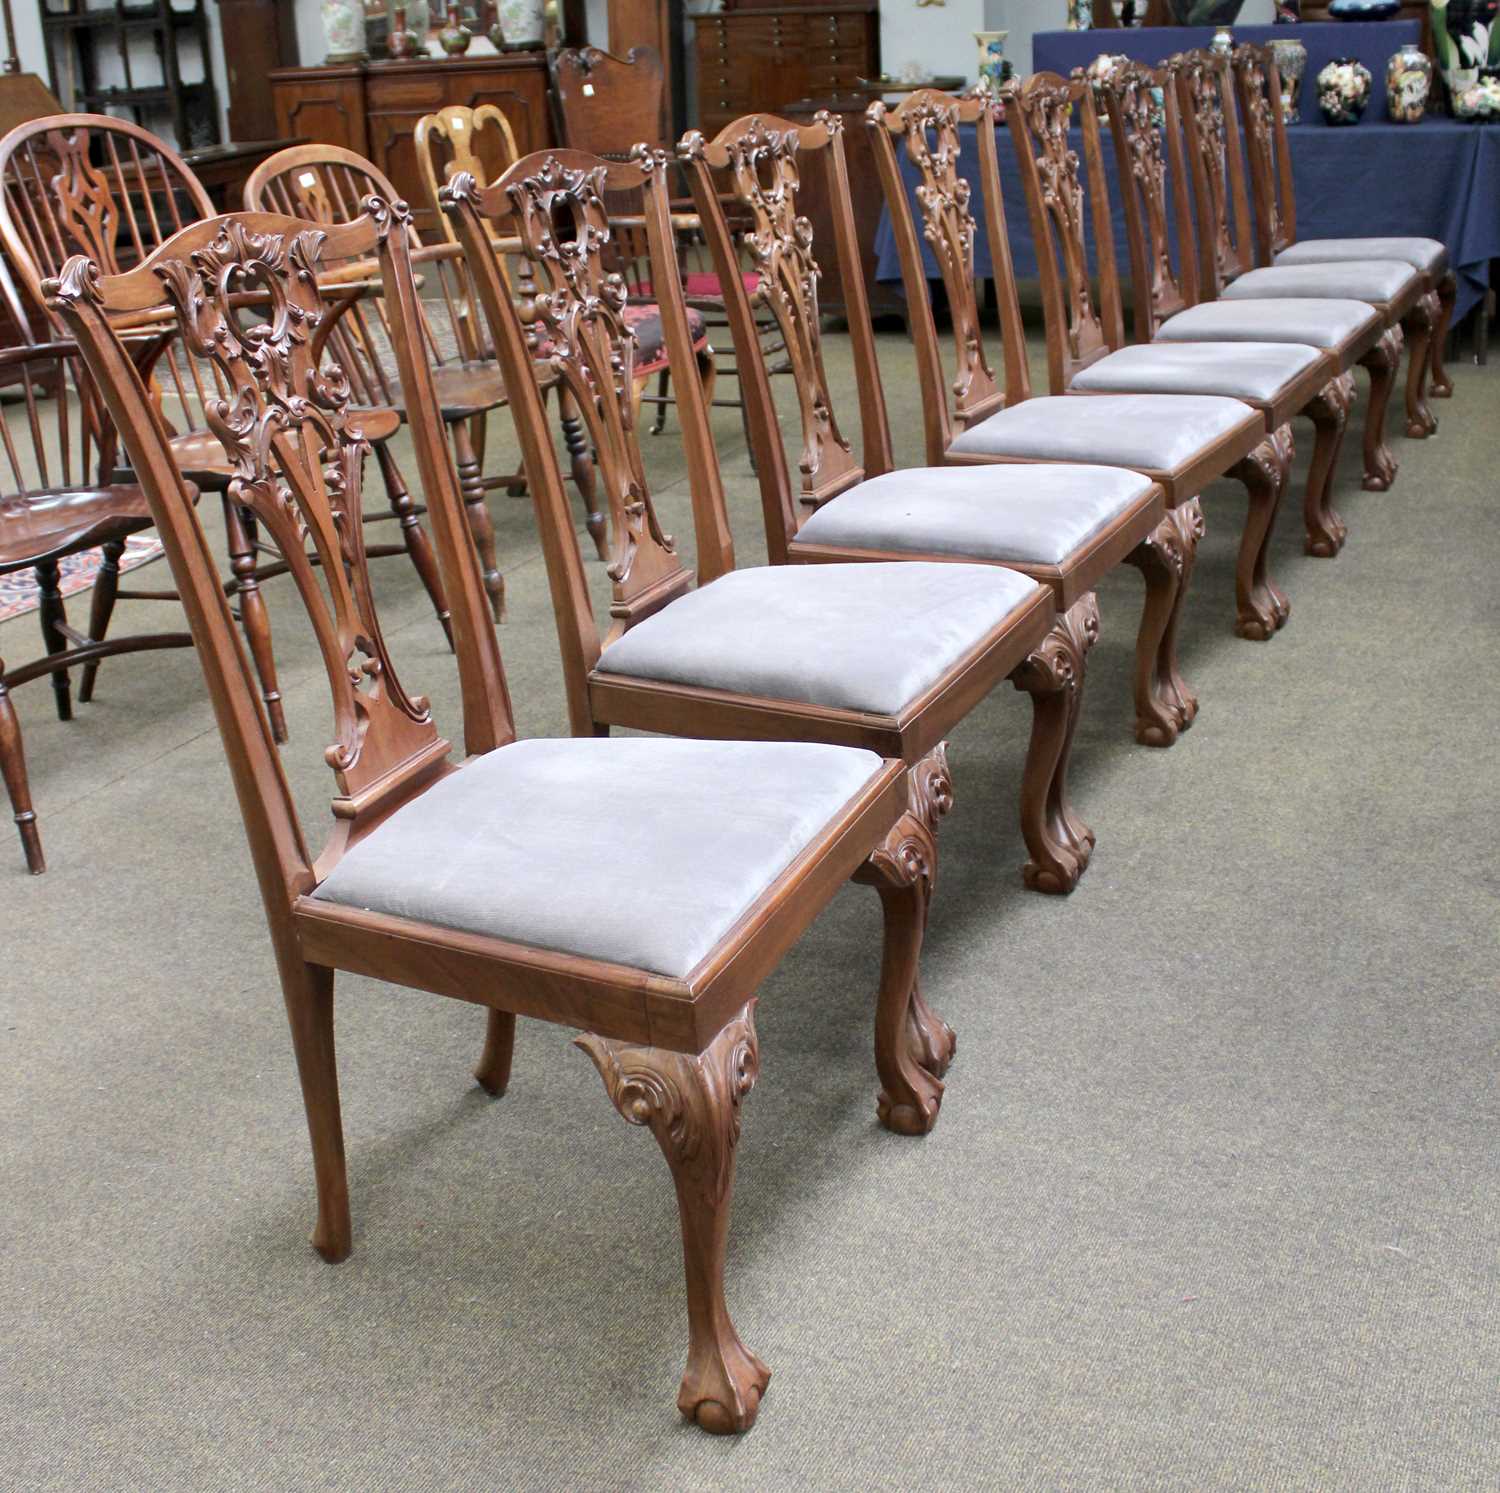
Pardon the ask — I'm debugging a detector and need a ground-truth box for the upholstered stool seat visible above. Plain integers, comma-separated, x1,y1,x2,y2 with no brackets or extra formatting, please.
1154,298,1382,349
312,737,884,978
792,463,1156,566
1221,261,1420,304
1071,341,1325,402
947,393,1253,471
594,561,1041,715
1275,237,1447,277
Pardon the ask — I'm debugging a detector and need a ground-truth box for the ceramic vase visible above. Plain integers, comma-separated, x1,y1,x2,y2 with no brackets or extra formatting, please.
439,3,472,54
321,0,366,63
1275,0,1301,19
1316,56,1372,124
1272,35,1308,122
1067,0,1090,27
1211,25,1234,54
974,31,1013,90
1387,43,1434,120
1431,0,1500,108
497,0,547,47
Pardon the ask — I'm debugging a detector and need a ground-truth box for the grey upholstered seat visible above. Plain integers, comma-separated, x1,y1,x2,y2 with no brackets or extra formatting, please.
311,737,884,978
791,463,1155,566
1071,341,1324,402
1275,236,1447,276
594,561,1040,715
947,393,1254,472
1221,260,1419,304
1154,297,1381,350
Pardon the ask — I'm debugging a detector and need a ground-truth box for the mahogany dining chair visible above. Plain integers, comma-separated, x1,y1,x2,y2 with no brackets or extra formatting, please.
49,198,945,1435
442,145,1096,897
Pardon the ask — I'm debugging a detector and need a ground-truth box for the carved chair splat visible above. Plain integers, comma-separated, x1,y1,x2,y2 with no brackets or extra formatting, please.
0,114,453,742
50,198,946,1434
442,145,1095,894
1170,50,1417,493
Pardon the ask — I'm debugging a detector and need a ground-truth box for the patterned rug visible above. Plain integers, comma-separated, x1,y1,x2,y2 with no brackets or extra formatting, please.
0,535,165,626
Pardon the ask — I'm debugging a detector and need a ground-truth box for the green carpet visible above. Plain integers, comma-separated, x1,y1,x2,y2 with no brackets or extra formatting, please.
2,330,1497,1490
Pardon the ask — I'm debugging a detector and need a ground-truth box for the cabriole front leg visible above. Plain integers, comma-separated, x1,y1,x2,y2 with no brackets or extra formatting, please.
1009,596,1098,894
1124,507,1199,747
1402,291,1439,438
1359,327,1402,492
1229,426,1293,641
898,744,956,1078
1304,373,1355,557
577,1001,769,1434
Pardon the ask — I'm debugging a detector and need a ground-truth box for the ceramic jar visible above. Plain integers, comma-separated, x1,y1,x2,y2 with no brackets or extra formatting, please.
974,31,1013,90
321,0,366,63
1432,0,1500,106
438,3,472,54
1272,36,1308,122
1387,43,1434,120
1067,0,1090,27
1316,56,1373,124
496,0,547,48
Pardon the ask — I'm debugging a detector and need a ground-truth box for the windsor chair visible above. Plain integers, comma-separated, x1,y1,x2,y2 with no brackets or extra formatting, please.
50,196,942,1435
678,110,1201,751
0,114,452,743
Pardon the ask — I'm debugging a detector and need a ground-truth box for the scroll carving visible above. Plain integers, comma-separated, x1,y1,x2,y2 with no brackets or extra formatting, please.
1177,57,1237,287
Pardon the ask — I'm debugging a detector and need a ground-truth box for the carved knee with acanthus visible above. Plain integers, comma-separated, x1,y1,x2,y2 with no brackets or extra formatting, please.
1229,426,1293,642
1304,372,1355,558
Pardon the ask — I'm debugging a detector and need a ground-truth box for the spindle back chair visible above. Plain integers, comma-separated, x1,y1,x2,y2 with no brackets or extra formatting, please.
49,197,942,1435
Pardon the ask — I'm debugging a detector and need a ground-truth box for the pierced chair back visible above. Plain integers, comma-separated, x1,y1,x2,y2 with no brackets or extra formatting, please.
551,45,667,155
867,88,1032,466
1172,49,1256,298
441,147,722,736
1005,72,1126,393
679,111,891,562
48,204,512,921
1229,43,1296,265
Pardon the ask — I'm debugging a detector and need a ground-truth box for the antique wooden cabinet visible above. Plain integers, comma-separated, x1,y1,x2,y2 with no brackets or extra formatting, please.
270,55,554,239
693,5,880,138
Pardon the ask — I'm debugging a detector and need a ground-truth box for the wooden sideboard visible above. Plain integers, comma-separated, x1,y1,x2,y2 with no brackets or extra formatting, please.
270,54,555,239
693,5,880,139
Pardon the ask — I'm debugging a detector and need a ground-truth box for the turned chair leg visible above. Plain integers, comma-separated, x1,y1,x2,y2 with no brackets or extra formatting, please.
34,559,72,722
0,661,43,874
556,388,607,561
282,960,350,1263
577,1000,769,1435
650,365,671,436
475,1009,515,1096
451,420,506,622
1402,291,1440,439
1304,373,1355,558
374,440,452,646
1430,271,1456,398
78,537,125,703
1359,326,1402,492
1008,596,1098,895
222,497,287,743
1124,509,1196,748
1228,425,1293,642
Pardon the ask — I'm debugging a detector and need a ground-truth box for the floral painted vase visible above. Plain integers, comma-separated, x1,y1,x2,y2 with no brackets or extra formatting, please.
1272,36,1308,122
1387,44,1434,120
1453,70,1500,115
497,0,547,47
1432,0,1500,107
1316,56,1372,124
321,0,366,63
1067,0,1090,27
438,3,472,54
974,31,1013,90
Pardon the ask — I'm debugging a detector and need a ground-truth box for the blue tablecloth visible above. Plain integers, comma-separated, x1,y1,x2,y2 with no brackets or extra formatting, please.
871,118,1500,321
1033,20,1419,124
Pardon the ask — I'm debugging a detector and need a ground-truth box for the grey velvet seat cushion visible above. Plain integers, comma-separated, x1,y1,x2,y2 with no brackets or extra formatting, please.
595,561,1040,716
791,463,1155,566
1155,297,1381,349
1275,236,1447,276
1071,341,1324,401
947,393,1252,472
1222,260,1419,304
311,737,884,979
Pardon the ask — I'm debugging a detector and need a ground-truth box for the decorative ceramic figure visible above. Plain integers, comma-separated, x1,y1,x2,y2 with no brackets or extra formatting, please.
438,2,472,53
1387,43,1434,119
1453,70,1500,114
1272,36,1308,121
497,0,547,47
1211,25,1234,54
482,0,506,48
974,31,1013,89
321,0,366,62
1275,0,1302,19
1316,56,1373,123
1068,0,1091,27
1432,0,1500,107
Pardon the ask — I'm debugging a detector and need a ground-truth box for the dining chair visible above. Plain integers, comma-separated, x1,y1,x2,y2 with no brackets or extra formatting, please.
1028,65,1353,564
443,145,1094,897
676,109,1197,750
49,198,946,1435
0,113,451,741
1171,49,1422,491
868,87,1289,651
1230,42,1456,412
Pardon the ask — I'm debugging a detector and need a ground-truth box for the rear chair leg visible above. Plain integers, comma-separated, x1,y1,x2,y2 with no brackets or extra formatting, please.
222,498,286,743
1229,426,1293,642
1430,271,1456,398
1304,373,1355,558
35,560,72,722
475,1009,515,1096
1359,326,1402,492
374,440,452,647
79,537,125,702
452,421,506,623
0,661,43,873
557,388,607,561
1009,596,1098,895
1402,291,1439,438
282,960,350,1263
577,1000,769,1435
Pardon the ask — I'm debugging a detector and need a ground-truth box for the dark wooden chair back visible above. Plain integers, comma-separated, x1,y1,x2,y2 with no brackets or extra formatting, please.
1005,71,1126,392
867,88,1032,465
441,147,719,735
1230,42,1296,265
1172,49,1256,297
678,112,891,563
48,204,513,916
1096,58,1200,341
550,46,667,155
